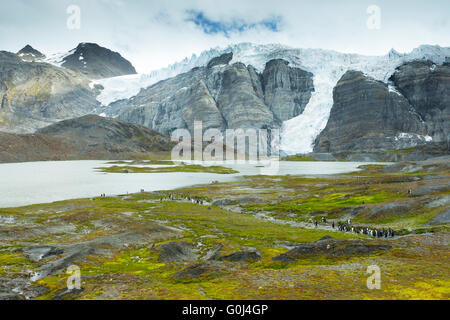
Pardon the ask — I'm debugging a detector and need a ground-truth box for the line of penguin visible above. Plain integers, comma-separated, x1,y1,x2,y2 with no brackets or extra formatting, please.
160,193,206,206
312,217,395,238
156,193,397,238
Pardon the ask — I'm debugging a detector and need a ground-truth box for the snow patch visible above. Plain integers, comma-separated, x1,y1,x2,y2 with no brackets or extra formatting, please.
43,49,75,67
388,85,403,96
91,73,152,106
395,133,433,142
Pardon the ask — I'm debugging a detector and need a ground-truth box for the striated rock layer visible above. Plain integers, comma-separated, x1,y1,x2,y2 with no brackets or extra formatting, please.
105,54,314,136
314,61,450,153
0,51,99,133
389,60,450,142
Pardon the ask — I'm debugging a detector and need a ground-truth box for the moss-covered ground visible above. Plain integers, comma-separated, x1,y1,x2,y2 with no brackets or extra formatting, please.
96,163,238,174
0,162,448,300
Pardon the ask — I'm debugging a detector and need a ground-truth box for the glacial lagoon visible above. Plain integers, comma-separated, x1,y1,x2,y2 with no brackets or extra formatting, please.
0,160,383,208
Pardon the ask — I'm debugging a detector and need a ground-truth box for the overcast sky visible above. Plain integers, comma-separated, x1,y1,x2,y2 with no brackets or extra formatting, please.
1,0,449,72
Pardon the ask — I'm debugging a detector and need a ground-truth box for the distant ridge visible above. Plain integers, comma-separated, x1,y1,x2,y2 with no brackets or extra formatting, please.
0,115,173,163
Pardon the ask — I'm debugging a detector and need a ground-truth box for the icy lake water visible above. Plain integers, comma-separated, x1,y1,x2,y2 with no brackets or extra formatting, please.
0,160,380,208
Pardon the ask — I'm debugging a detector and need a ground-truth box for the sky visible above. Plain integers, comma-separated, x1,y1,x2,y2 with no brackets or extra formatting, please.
1,0,449,73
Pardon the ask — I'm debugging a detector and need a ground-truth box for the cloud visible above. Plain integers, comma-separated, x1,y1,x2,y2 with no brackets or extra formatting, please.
185,10,281,37
0,0,449,73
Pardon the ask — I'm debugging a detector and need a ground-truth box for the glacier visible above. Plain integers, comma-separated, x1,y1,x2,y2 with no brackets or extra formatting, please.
91,43,450,155
43,49,76,67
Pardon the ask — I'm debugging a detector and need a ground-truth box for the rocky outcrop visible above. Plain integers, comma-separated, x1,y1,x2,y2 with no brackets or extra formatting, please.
17,45,45,62
207,52,233,68
216,62,275,129
273,239,392,263
389,60,450,141
262,59,314,121
0,51,99,133
314,70,428,152
60,43,137,79
22,246,64,262
112,56,314,136
117,67,224,135
219,250,262,262
315,60,450,153
0,115,174,163
157,241,198,263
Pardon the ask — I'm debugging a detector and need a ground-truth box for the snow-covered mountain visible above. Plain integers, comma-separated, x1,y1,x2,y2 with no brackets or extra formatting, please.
44,43,137,79
93,43,450,154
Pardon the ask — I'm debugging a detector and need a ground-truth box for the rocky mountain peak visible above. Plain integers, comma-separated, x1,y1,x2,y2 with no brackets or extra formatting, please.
60,42,137,79
16,45,45,61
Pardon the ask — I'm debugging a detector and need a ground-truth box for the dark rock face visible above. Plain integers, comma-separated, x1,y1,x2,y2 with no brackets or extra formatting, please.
273,240,392,263
207,52,233,68
17,45,45,62
0,115,174,163
262,59,314,121
315,60,450,153
219,250,262,262
61,43,137,79
314,70,427,152
0,51,99,133
157,241,198,263
216,62,275,129
389,61,450,141
114,57,314,136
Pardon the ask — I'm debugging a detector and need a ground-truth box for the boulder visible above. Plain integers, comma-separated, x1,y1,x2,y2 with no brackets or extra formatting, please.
219,249,262,262
273,240,392,263
157,241,198,263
